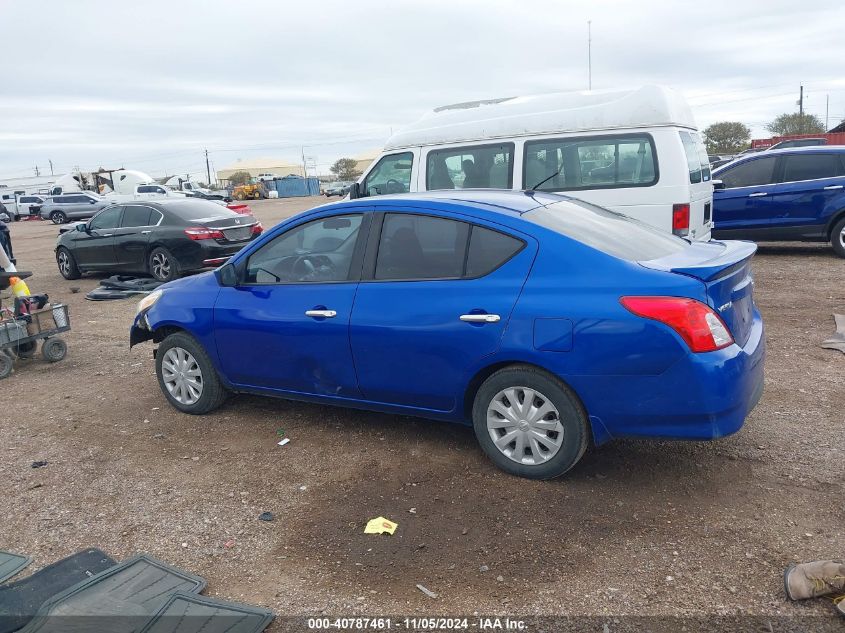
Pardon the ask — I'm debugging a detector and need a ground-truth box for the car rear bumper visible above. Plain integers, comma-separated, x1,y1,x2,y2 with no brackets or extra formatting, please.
176,240,253,271
578,312,766,442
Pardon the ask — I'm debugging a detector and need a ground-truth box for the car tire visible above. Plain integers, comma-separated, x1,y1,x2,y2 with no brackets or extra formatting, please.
149,247,179,282
830,216,845,258
56,247,82,280
41,338,67,363
156,331,227,414
472,365,590,479
50,210,67,225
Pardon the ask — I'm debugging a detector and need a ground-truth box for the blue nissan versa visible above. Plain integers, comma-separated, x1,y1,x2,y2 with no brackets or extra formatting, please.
131,191,766,479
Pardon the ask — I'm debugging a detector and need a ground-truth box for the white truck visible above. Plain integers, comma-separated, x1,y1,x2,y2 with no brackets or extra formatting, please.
0,192,49,220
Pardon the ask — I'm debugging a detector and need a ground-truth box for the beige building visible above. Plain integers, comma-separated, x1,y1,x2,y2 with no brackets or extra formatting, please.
352,148,381,176
217,158,305,182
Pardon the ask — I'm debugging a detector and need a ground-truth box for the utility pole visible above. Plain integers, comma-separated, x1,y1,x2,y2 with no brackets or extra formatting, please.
587,20,592,90
34,165,40,177
204,149,211,185
825,94,830,131
301,146,307,178
49,160,54,176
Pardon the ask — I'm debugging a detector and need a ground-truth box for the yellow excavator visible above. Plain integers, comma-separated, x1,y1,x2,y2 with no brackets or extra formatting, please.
232,180,269,200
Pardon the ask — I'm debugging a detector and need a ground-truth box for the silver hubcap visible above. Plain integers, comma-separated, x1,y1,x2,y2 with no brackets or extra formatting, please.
486,387,564,465
161,347,203,405
58,251,70,276
839,227,845,249
152,252,170,279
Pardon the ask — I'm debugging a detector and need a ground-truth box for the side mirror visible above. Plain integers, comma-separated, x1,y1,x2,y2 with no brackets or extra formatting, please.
348,182,361,199
712,180,725,191
89,199,96,204
215,262,239,287
75,223,88,232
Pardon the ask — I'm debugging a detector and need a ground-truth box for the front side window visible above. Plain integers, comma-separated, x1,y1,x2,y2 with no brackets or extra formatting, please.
89,206,122,230
245,214,362,284
121,205,153,227
362,152,413,196
524,134,657,191
719,157,777,188
375,214,469,280
780,153,844,182
426,143,514,190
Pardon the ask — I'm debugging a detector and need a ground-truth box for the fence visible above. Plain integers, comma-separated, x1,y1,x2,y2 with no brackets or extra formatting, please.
264,176,321,198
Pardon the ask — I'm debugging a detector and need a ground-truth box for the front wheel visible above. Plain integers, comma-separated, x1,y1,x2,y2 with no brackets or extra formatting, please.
56,247,82,280
156,332,227,414
830,216,845,258
149,247,179,282
472,365,590,479
50,210,67,224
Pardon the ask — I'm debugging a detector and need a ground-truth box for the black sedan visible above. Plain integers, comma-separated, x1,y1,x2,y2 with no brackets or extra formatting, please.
55,199,262,282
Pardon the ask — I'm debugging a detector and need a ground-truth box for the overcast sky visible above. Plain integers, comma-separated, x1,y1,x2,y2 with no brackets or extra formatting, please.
2,0,844,182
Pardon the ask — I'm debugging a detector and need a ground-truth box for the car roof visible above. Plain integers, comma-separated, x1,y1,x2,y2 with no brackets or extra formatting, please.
315,189,570,218
759,146,844,156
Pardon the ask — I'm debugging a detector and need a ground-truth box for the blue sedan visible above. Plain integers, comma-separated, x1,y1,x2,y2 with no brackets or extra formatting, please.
131,191,765,479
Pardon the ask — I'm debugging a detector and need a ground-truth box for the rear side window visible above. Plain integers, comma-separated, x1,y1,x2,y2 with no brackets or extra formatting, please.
719,157,777,188
524,134,657,191
375,214,469,280
363,152,413,196
780,154,844,182
465,226,524,277
426,143,514,190
121,205,152,227
525,200,687,261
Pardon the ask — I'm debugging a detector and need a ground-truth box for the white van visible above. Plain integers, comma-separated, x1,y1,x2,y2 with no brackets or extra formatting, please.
351,85,713,240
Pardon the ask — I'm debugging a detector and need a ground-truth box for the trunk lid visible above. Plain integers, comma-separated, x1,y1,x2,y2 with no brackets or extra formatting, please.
640,240,757,347
198,214,257,243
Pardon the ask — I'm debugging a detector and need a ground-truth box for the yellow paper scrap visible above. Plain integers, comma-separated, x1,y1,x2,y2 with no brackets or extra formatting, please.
364,516,398,535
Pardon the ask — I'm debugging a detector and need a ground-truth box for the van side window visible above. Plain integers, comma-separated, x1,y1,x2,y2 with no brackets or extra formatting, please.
524,135,657,191
362,152,413,197
680,131,712,184
426,143,514,190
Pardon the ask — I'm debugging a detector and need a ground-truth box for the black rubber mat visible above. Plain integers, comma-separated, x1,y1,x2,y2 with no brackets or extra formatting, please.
0,552,30,584
138,592,274,633
0,548,115,633
17,554,205,633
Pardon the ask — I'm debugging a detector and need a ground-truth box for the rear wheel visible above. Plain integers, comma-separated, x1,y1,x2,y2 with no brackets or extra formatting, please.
50,210,67,224
472,365,589,479
156,332,227,414
831,216,845,258
56,247,82,279
41,338,67,362
0,351,12,379
149,247,179,282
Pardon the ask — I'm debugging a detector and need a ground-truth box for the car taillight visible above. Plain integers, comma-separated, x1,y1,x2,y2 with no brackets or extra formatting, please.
672,203,690,237
251,222,263,235
184,226,224,240
620,296,733,352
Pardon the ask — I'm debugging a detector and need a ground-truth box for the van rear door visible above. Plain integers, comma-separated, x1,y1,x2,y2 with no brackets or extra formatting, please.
679,130,713,241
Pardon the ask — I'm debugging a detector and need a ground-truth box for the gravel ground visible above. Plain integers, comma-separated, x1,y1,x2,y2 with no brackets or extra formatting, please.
1,196,843,629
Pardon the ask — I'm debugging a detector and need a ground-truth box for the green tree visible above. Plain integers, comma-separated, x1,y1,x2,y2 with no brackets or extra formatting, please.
702,121,751,154
766,113,825,136
330,158,361,181
228,170,252,186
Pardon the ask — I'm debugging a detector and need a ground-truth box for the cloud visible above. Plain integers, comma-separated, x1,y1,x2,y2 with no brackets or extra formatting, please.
1,0,843,180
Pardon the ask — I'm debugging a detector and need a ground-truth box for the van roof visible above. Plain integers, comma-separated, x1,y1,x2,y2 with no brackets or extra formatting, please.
384,85,697,150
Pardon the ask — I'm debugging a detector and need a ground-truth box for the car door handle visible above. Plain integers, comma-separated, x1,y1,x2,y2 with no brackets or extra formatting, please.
305,309,337,318
141,230,152,234
823,185,844,190
748,192,767,198
460,313,501,323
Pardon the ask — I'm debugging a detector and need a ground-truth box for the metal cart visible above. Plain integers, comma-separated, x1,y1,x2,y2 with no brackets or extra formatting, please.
0,273,71,379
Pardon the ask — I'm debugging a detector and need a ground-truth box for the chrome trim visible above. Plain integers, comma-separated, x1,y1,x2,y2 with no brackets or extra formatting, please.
305,309,337,318
460,313,501,323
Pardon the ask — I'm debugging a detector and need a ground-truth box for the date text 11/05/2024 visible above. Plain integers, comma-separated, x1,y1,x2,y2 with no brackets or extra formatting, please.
307,617,527,630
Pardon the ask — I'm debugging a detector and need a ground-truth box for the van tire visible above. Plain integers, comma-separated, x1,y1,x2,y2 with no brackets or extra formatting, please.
831,216,845,258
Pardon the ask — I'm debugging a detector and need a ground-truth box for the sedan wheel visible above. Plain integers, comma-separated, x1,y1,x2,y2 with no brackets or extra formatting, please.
161,346,203,405
149,247,178,282
56,247,81,279
486,387,564,466
473,365,589,479
831,217,845,258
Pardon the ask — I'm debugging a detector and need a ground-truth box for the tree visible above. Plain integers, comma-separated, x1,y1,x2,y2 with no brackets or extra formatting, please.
702,121,751,154
766,113,825,136
330,158,361,181
228,170,252,186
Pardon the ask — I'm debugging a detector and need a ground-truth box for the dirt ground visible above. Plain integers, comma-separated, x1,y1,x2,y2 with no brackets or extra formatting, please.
1,196,844,627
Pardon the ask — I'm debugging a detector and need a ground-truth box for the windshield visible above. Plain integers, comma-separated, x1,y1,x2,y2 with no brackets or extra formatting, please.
525,199,688,261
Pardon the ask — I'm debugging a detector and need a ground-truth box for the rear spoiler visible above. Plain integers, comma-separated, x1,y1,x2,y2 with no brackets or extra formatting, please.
640,240,757,282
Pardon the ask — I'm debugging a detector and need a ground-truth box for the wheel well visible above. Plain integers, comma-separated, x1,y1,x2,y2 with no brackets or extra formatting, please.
463,361,587,418
152,325,186,344
826,210,845,239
